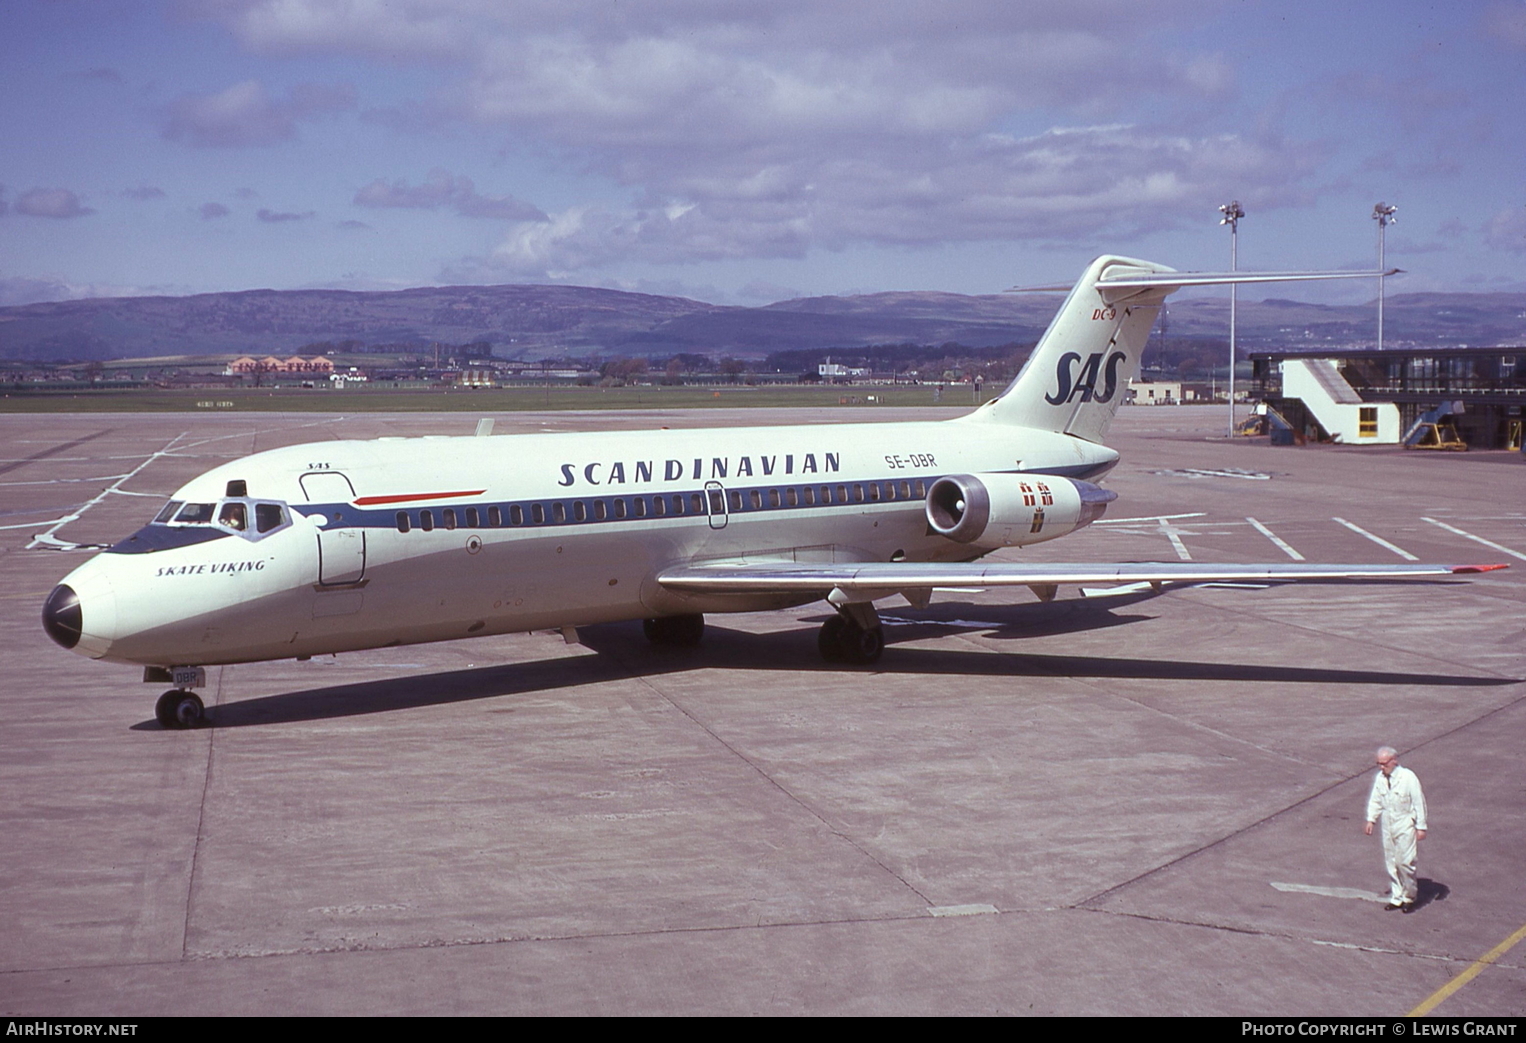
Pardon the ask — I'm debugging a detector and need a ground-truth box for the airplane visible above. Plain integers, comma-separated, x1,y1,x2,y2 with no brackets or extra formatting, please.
39,254,1506,729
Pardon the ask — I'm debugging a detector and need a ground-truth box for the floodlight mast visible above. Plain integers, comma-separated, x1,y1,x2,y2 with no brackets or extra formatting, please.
1219,200,1245,436
1373,202,1397,350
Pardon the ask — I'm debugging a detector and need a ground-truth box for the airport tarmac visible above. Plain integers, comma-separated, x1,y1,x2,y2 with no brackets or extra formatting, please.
1,406,1522,1016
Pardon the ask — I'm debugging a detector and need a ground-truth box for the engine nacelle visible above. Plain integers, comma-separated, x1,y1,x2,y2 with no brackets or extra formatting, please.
925,473,1116,549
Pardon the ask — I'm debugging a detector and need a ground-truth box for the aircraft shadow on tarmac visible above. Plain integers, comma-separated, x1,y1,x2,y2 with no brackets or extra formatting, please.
133,594,1520,730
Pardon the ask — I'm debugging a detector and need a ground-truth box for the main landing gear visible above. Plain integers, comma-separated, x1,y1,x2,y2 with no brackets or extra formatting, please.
643,613,706,647
154,689,205,729
818,603,884,666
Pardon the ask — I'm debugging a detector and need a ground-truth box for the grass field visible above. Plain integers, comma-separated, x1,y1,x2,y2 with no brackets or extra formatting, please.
0,383,998,413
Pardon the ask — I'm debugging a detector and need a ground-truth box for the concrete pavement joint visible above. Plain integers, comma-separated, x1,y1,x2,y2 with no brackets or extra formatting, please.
611,649,937,907
1073,689,1526,910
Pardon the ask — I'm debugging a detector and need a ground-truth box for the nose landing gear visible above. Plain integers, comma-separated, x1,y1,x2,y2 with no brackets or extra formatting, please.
154,690,205,729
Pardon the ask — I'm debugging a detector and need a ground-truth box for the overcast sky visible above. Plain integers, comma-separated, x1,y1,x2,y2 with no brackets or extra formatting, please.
2,0,1523,307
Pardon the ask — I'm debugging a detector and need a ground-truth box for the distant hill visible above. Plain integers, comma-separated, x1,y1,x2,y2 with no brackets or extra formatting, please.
0,281,1521,363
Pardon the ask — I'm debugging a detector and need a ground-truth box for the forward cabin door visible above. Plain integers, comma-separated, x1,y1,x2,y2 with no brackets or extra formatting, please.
300,470,367,586
704,480,729,530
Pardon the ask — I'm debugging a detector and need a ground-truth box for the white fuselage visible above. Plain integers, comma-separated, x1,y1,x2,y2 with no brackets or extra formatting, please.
53,411,1117,668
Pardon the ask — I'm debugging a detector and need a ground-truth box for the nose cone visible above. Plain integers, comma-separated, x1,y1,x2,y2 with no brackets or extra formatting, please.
42,584,82,649
43,563,118,659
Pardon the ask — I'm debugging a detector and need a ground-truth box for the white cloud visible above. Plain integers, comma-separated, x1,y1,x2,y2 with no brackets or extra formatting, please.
1482,206,1526,253
161,79,355,147
15,188,95,219
196,2,1314,273
354,168,546,220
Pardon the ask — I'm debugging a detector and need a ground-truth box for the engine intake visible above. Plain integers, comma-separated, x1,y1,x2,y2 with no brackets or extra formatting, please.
925,473,1116,548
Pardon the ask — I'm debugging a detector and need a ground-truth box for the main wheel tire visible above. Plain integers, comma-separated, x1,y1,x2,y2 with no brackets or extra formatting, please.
669,613,705,646
155,690,181,728
645,613,705,647
840,623,884,666
818,615,847,662
172,692,205,728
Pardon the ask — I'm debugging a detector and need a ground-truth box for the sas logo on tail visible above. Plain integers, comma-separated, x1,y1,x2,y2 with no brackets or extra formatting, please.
1045,350,1127,405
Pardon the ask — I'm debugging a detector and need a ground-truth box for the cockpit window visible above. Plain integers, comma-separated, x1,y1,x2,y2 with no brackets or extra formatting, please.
255,503,286,534
153,497,290,541
218,502,248,531
175,502,216,524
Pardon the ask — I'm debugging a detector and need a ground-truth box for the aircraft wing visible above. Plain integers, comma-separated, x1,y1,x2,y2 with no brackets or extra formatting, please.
657,561,1504,599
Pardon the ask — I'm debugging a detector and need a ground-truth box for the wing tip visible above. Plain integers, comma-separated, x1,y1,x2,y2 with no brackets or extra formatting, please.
1450,564,1510,573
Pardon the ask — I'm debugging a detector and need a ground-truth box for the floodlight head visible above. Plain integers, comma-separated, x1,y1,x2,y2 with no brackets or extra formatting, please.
1372,202,1397,225
1218,200,1245,225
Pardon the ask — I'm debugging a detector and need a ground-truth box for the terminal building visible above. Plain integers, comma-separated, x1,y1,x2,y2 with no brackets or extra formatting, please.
1249,347,1525,451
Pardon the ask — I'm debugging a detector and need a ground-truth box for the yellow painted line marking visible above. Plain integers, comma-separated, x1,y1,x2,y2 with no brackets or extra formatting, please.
1408,921,1526,1017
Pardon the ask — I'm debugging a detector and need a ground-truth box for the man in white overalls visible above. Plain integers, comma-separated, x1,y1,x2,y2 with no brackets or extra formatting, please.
1363,746,1428,911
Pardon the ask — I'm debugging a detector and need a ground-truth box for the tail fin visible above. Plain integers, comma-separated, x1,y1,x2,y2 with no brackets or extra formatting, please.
979,254,1398,443
980,255,1169,443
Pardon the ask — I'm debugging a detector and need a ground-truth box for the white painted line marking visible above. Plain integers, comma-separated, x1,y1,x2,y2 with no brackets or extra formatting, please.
1422,517,1526,562
1246,517,1305,560
0,517,71,531
1332,517,1418,561
25,433,187,551
1270,881,1389,904
1095,512,1206,524
928,903,999,917
1080,581,1156,598
1161,519,1192,561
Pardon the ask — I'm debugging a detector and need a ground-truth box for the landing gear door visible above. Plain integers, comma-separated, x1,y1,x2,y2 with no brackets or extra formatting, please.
704,480,729,530
301,471,367,586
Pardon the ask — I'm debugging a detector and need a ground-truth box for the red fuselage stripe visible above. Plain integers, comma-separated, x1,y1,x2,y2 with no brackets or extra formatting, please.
353,490,487,506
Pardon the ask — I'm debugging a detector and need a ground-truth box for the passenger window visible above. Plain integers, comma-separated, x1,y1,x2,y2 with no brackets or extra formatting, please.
883,482,896,501
691,493,704,513
594,500,607,521
420,510,435,531
218,502,247,531
510,505,523,526
867,483,880,502
837,485,848,503
728,491,741,511
155,501,184,524
488,506,502,527
465,507,480,527
552,502,566,523
852,484,863,503
914,480,926,498
574,501,587,522
899,481,912,499
531,503,545,524
633,497,647,518
395,512,410,533
786,487,798,507
749,490,762,509
653,497,667,517
803,487,815,505
768,489,780,508
614,499,627,519
821,486,833,504
256,503,286,533
443,509,458,530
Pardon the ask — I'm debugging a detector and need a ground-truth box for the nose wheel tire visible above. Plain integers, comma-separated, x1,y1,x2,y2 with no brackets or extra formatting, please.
155,690,205,729
818,616,884,665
